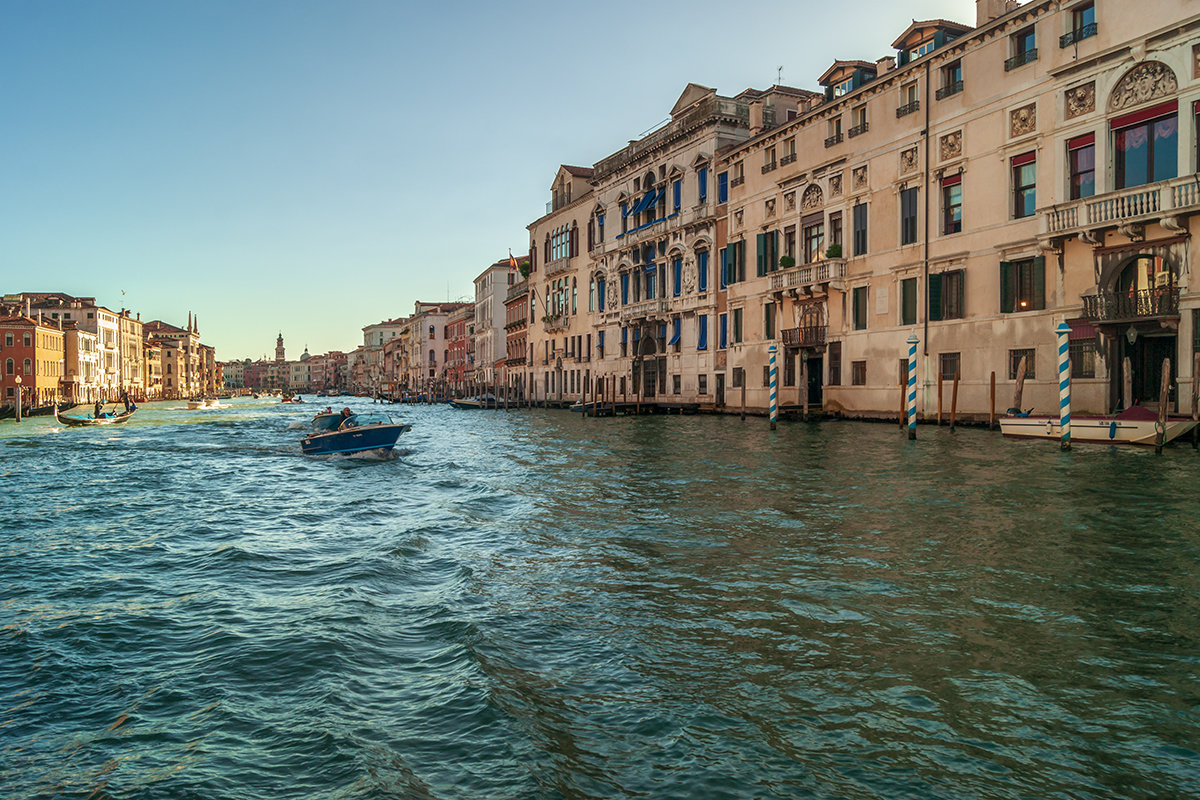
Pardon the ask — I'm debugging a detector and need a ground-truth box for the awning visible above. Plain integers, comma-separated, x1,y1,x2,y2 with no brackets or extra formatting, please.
628,189,658,216
1067,318,1097,340
598,330,605,348
668,319,681,346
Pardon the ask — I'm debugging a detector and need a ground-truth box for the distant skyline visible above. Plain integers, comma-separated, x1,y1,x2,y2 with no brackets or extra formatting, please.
1,0,974,361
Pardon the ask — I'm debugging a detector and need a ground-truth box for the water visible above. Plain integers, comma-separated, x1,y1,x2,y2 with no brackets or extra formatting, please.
2,399,1198,799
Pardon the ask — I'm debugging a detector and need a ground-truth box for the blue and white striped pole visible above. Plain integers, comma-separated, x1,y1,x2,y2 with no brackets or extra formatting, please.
768,344,778,431
906,333,919,440
1056,321,1071,451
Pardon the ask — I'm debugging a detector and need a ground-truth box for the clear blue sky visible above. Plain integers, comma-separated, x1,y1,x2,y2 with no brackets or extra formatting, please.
1,0,972,361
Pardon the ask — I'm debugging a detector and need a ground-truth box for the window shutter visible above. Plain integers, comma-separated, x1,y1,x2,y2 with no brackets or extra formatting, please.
933,30,946,49
544,236,550,263
1000,261,1014,313
928,273,943,321
756,233,766,277
772,231,779,270
587,219,594,250
569,225,577,258
898,50,910,66
697,315,708,350
1033,256,1046,309
736,241,746,282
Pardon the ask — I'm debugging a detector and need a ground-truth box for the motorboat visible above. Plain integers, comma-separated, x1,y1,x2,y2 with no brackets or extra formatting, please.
300,412,411,456
449,393,499,410
999,405,1198,446
54,405,137,427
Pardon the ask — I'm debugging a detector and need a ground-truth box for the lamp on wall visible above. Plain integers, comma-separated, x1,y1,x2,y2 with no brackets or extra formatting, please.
1126,326,1138,346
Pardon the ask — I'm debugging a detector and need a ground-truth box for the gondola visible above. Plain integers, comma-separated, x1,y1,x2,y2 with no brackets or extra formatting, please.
53,406,137,427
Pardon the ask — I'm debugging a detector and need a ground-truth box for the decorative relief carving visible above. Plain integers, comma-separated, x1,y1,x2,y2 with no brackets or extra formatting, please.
784,191,796,211
1108,61,1178,112
1064,82,1095,119
683,258,697,293
829,173,843,197
765,198,776,217
939,131,962,161
606,280,619,308
801,184,823,210
852,165,868,190
734,208,744,228
1194,44,1200,79
1010,105,1036,137
900,147,918,174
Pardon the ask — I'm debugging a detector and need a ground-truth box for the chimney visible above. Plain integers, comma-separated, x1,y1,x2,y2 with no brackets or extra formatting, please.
24,298,31,317
749,100,764,136
875,56,895,74
976,0,1012,26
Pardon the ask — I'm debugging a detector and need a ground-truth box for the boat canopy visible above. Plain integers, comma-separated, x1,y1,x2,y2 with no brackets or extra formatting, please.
342,413,392,429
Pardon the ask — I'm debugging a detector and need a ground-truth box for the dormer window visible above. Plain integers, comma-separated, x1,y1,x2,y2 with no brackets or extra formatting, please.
907,39,935,61
833,77,854,98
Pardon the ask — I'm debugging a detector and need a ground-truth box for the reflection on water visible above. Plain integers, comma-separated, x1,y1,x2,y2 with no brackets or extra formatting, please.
2,399,1198,799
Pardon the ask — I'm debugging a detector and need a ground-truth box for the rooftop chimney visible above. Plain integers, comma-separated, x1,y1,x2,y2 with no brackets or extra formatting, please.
976,0,1016,27
876,56,896,74
749,100,764,136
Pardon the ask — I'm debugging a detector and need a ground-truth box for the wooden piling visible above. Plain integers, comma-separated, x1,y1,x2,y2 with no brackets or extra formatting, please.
899,382,906,429
1123,356,1133,410
989,371,996,430
581,373,587,420
799,356,808,422
937,372,944,425
1012,356,1027,413
1156,357,1171,454
1192,353,1199,450
950,371,959,432
740,382,746,421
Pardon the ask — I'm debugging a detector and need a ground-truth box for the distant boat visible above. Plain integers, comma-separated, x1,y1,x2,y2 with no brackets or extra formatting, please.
5,401,78,418
1000,405,1198,446
54,406,137,427
300,412,411,457
449,394,499,410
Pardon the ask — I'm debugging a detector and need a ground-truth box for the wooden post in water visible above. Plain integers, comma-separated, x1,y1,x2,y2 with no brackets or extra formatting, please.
899,382,906,429
1192,353,1199,450
937,372,944,425
581,372,587,420
740,381,746,421
799,355,808,421
989,371,996,430
1012,356,1027,413
950,372,959,432
1155,357,1171,454
1123,356,1133,410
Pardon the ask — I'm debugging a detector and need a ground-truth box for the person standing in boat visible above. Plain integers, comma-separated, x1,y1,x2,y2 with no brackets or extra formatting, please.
94,400,103,419
120,391,131,413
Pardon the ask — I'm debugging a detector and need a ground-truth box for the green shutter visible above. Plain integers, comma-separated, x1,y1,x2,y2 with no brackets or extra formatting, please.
772,231,779,270
724,246,734,285
928,274,943,322
756,233,766,277
736,241,746,282
1000,261,1015,313
1033,256,1046,310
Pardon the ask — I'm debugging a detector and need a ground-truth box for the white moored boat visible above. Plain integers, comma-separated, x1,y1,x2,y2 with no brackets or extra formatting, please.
1000,405,1197,446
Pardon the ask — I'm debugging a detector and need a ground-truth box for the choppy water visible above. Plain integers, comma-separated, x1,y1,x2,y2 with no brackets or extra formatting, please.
2,398,1198,799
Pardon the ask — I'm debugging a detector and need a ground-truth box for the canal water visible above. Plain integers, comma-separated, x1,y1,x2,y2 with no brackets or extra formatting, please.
1,399,1197,799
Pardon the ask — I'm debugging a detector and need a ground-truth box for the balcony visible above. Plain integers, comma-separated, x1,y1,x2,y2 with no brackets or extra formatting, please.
542,315,570,332
780,153,797,166
1042,175,1200,238
544,256,572,278
1004,48,1038,71
505,278,529,303
1082,286,1179,323
619,298,669,323
761,160,777,174
935,80,963,100
781,325,827,349
896,100,920,118
1059,23,1097,48
769,258,847,295
847,122,869,138
824,132,843,148
730,175,745,188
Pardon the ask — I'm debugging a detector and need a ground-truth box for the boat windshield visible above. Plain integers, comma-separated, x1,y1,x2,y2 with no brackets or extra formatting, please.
340,413,392,429
312,413,341,431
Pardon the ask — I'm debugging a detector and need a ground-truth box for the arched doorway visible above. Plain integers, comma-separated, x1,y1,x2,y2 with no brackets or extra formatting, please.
1106,254,1179,410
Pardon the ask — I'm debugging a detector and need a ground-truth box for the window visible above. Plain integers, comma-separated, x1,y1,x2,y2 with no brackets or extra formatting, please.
23,358,31,375
698,167,708,203
826,117,843,147
901,278,918,325
939,352,961,380
670,319,681,353
782,138,797,165
929,270,965,320
1060,2,1096,47
1001,258,1045,313
756,231,778,276
937,61,963,99
1068,133,1095,199
849,106,868,137
853,203,868,256
828,342,842,386
853,286,868,330
763,146,777,172
697,315,708,350
762,365,771,387
621,273,629,305
672,257,683,297
719,314,728,349
732,308,743,343
1113,104,1177,190
673,374,681,394
907,39,935,61
783,226,796,259
1009,348,1036,380
3,333,11,347
697,250,709,292
942,174,962,234
1070,339,1096,378
764,302,776,339
851,360,867,385
1012,152,1036,218
1006,27,1037,70
802,215,824,263
898,82,920,117
723,241,745,284
4,358,11,375
732,367,744,388
900,187,919,245
829,212,842,252
23,333,31,347
717,172,728,203
698,374,708,394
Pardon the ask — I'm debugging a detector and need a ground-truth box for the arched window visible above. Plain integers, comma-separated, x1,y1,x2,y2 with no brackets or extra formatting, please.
23,333,31,347
24,358,32,375
429,349,435,364
4,359,12,375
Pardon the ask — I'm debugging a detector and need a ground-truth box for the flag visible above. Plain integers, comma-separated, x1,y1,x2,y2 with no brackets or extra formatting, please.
508,252,519,271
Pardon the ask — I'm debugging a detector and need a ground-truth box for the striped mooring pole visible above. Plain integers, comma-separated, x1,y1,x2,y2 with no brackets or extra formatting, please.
906,333,919,440
1056,320,1071,450
768,344,778,431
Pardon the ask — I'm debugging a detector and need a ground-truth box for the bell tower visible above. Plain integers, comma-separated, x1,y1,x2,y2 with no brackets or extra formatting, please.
275,332,285,363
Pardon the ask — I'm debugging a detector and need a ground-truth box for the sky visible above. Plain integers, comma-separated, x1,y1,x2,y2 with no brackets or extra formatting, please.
1,0,972,361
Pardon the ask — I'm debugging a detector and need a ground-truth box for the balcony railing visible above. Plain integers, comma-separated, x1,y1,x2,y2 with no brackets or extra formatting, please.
1060,22,1097,48
824,132,843,148
542,315,570,332
618,298,669,323
847,122,869,138
935,80,963,100
896,100,920,118
730,175,745,188
761,160,777,174
780,153,797,166
1004,48,1038,71
781,326,828,349
769,258,847,294
1043,175,1200,236
505,278,529,303
544,257,572,278
1082,287,1179,322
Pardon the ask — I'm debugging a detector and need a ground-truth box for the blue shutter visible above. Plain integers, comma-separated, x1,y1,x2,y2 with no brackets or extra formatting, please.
621,327,627,343
719,314,728,349
698,251,709,292
719,247,728,288
697,314,708,350
673,258,682,297
597,279,606,311
669,318,681,346
598,330,605,348
718,173,728,203
621,274,629,305
698,168,708,202
672,179,682,211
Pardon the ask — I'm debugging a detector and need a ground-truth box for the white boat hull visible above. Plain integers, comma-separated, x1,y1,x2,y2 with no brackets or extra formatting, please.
1000,415,1197,445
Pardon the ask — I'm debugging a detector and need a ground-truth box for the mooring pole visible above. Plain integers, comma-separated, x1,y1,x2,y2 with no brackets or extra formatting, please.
768,344,778,431
1056,321,1071,451
950,371,959,432
1155,357,1170,454
1192,352,1199,450
989,371,996,430
906,333,919,440
937,371,944,426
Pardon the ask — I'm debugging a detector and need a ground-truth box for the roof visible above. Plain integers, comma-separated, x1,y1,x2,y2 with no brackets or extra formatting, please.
562,165,594,178
818,60,878,86
891,19,973,50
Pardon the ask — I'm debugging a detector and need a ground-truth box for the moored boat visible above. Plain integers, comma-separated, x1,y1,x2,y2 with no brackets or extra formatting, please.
300,412,411,456
449,393,499,410
54,406,137,427
1000,405,1198,446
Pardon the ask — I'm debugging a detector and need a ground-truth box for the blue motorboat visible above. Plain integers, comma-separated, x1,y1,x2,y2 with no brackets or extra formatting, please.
300,412,411,456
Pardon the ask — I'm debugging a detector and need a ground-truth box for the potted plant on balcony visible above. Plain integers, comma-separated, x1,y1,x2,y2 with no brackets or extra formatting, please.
778,255,796,269
518,260,531,278
824,244,842,259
